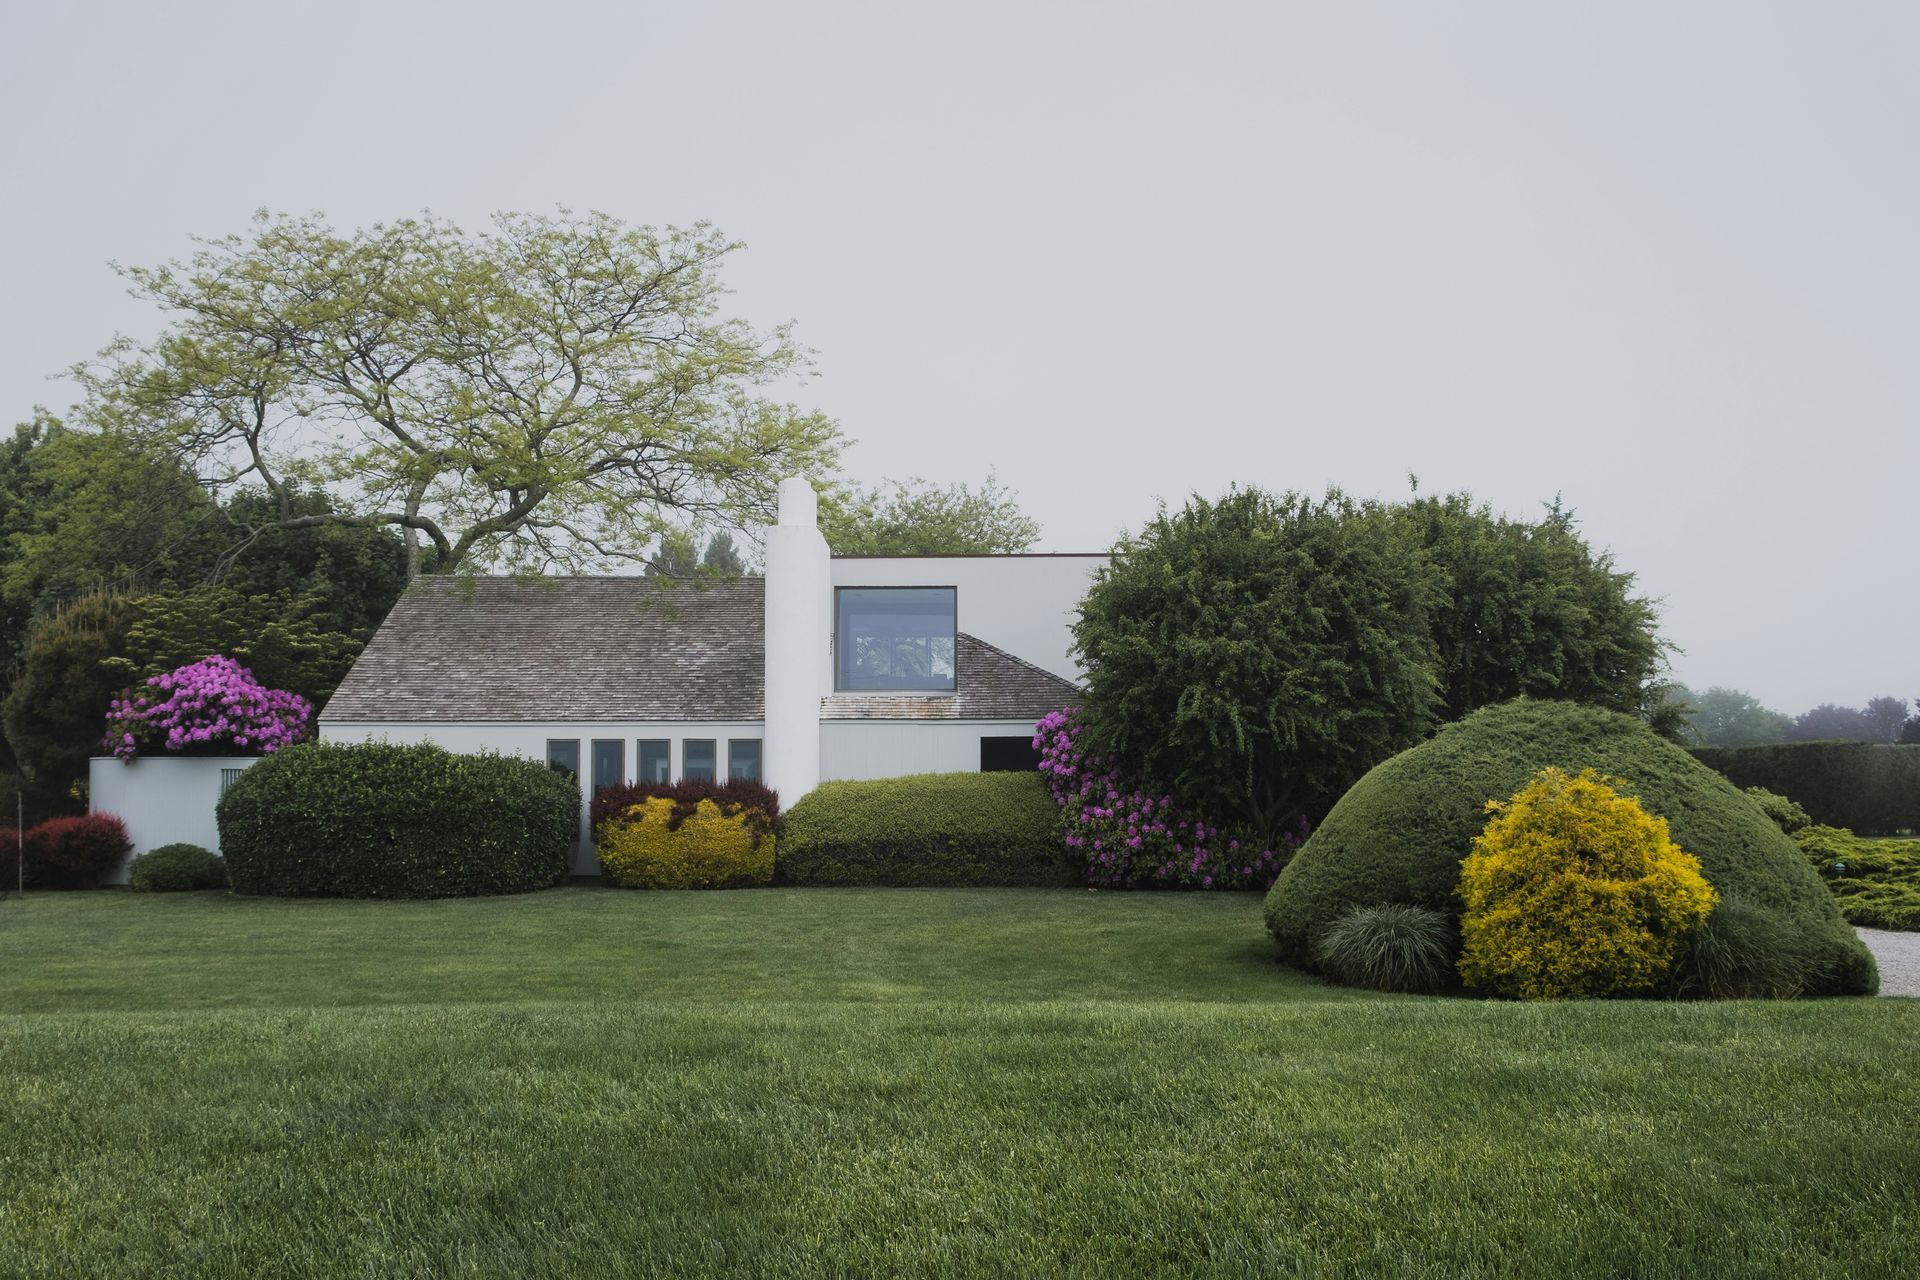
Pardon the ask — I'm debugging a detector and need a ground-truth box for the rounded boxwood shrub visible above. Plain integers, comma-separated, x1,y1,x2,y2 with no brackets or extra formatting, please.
217,741,576,898
598,797,774,889
21,814,132,889
1457,767,1716,1000
128,843,228,892
1315,904,1457,994
780,772,1077,887
1264,699,1876,997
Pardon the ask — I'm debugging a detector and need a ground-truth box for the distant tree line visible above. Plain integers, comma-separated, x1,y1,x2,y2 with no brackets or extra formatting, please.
1673,685,1920,747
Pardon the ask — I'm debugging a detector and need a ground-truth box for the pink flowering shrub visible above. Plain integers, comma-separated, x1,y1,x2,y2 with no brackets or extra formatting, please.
104,654,312,761
1034,708,1307,889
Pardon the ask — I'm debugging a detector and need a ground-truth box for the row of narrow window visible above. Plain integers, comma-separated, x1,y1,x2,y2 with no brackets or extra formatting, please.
547,738,761,791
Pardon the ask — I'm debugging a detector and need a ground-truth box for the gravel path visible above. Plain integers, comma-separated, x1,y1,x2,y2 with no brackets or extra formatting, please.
1858,927,1920,997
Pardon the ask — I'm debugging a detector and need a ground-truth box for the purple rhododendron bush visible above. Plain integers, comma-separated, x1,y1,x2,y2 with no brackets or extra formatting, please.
104,654,311,760
1035,708,1307,890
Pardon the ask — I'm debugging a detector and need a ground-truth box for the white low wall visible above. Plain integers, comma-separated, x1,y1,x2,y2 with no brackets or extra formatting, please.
88,755,261,884
819,720,1040,780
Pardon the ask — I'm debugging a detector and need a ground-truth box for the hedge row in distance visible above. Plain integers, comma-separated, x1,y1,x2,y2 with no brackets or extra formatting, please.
779,772,1077,887
1692,742,1920,836
217,741,577,898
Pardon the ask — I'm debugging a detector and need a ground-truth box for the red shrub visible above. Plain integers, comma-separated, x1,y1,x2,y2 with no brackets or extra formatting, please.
23,814,132,888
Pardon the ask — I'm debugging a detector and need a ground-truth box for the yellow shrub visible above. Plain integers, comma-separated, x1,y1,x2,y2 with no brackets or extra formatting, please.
1457,767,1716,1000
596,797,774,889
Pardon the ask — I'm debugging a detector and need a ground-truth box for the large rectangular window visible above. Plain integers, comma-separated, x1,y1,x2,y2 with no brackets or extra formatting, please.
546,739,580,779
591,739,625,794
683,739,717,783
980,736,1039,772
728,739,762,783
836,586,957,691
638,739,671,784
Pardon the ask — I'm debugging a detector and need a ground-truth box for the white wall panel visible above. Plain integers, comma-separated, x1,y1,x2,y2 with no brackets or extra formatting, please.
819,720,1041,781
88,755,261,884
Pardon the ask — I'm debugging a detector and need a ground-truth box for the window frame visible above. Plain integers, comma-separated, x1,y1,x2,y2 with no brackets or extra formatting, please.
833,585,959,693
546,739,581,779
590,739,625,794
727,738,762,783
638,739,672,785
682,738,718,783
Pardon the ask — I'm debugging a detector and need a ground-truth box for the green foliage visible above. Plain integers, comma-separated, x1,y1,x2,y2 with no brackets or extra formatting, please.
1075,488,1439,839
82,210,842,575
1314,904,1457,994
213,488,407,636
128,843,227,892
1263,699,1875,997
1678,685,1793,747
779,772,1075,886
1457,767,1716,1001
1692,742,1920,835
217,741,576,898
0,593,139,814
100,587,365,710
1793,825,1920,932
1745,786,1811,834
1396,493,1663,724
820,472,1042,556
700,532,745,574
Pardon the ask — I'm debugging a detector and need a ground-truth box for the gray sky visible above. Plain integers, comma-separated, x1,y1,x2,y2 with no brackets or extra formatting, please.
3,1,1914,714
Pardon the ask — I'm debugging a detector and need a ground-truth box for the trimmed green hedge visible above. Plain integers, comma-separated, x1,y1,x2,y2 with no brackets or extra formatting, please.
217,741,577,898
1692,742,1920,835
779,772,1077,887
129,843,227,892
1264,699,1876,998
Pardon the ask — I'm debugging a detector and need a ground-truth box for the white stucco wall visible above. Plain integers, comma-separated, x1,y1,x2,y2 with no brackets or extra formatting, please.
88,755,261,884
764,477,832,802
830,555,1106,683
319,720,767,874
819,720,1040,781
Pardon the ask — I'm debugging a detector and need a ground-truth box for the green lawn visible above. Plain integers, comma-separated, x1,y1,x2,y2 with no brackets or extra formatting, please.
1,888,1916,1279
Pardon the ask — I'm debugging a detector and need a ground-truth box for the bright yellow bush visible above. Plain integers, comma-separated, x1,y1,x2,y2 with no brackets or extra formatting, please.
1457,766,1716,1000
596,797,774,889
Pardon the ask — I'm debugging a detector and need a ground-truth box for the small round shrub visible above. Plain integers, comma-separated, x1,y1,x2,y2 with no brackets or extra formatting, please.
1457,767,1716,1000
1745,786,1812,835
217,741,576,898
1315,904,1457,993
22,814,132,889
597,798,774,889
1264,699,1875,997
128,843,228,892
780,772,1077,887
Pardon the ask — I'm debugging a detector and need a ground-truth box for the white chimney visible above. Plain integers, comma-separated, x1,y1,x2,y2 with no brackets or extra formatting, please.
762,478,829,804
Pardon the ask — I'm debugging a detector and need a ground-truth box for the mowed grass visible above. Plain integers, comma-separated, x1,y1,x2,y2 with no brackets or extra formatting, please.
1,889,1917,1279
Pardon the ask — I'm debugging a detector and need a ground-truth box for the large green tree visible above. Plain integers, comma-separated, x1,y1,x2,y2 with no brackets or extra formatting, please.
1073,488,1439,839
821,473,1041,556
1679,685,1792,747
1394,492,1664,723
79,210,842,577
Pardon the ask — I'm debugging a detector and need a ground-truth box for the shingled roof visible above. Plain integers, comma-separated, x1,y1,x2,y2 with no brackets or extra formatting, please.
321,576,766,723
322,575,1080,724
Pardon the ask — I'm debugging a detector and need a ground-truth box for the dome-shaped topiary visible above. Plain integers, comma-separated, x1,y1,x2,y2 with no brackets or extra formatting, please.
1457,767,1716,1000
1263,699,1876,997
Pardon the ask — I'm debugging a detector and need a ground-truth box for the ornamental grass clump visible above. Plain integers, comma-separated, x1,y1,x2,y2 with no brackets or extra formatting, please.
1458,767,1716,1000
1033,708,1305,890
1315,904,1457,994
103,654,311,760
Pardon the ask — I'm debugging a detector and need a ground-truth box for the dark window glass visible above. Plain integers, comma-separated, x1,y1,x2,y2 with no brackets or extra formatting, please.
836,587,957,691
683,739,717,782
639,740,671,784
980,736,1040,772
591,740,625,793
728,739,762,782
546,739,580,779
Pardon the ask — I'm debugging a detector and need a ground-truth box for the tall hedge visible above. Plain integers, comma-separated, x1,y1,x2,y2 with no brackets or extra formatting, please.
218,741,577,898
1692,742,1920,835
779,772,1076,887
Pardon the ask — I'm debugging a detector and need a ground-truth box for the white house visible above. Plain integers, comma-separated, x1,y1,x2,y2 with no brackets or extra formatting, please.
317,479,1105,874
